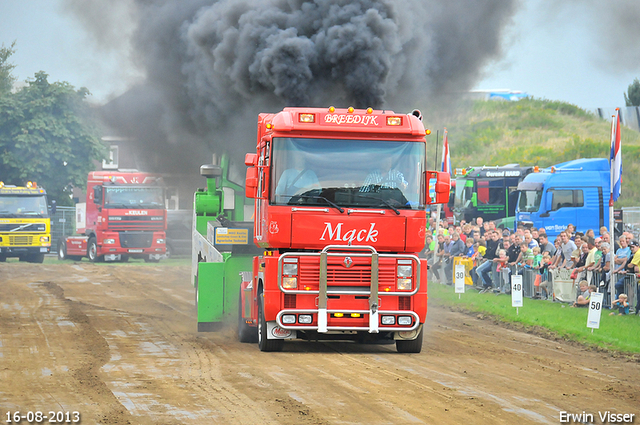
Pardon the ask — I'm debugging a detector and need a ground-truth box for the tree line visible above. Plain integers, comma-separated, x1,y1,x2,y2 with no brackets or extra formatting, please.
0,42,104,206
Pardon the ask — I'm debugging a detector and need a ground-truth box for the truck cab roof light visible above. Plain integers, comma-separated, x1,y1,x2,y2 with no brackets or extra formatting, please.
387,116,402,126
298,113,315,123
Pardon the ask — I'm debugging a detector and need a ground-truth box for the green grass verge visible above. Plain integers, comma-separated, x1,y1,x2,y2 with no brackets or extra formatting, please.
428,283,640,355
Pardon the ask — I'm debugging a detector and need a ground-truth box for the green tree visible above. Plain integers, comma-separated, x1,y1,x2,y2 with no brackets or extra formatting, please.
0,72,106,205
624,77,640,106
0,41,17,96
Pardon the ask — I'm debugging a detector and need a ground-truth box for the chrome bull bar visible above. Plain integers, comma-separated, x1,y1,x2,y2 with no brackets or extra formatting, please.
277,245,421,334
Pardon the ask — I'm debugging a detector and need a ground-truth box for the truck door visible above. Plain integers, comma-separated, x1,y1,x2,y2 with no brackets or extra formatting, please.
540,189,580,234
577,187,605,232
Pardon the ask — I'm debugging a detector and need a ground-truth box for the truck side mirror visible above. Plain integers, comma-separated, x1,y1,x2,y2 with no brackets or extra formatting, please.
540,191,553,217
244,153,258,199
93,186,103,205
50,199,57,215
425,171,450,205
245,166,258,199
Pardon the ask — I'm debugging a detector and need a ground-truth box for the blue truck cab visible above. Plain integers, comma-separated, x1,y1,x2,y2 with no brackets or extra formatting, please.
515,158,610,237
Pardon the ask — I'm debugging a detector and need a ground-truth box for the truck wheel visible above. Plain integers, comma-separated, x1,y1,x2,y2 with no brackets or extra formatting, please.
28,253,45,263
0,255,6,262
165,243,172,259
396,327,424,354
257,292,283,352
238,292,258,343
87,237,101,263
58,241,68,261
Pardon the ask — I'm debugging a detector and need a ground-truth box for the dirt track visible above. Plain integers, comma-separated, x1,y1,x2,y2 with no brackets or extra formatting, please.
1,261,639,424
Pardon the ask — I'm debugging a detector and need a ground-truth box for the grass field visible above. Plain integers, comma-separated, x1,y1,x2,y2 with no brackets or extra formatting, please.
428,282,640,355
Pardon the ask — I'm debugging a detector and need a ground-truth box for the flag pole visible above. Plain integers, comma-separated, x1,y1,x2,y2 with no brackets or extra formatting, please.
609,108,620,306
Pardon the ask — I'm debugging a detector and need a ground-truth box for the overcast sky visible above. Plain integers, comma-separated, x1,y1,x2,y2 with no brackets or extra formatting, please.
1,0,638,110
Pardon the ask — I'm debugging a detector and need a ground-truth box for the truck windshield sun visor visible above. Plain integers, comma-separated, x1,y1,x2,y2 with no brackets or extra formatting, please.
517,181,544,191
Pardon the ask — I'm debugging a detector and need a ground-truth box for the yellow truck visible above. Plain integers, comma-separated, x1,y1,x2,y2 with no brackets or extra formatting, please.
0,181,55,263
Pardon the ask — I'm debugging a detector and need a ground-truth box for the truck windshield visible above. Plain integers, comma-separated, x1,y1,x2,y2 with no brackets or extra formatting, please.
453,178,474,209
0,195,48,217
518,190,542,212
271,138,425,210
104,187,164,209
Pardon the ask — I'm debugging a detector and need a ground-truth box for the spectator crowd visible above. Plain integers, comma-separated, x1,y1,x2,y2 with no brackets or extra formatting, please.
425,216,640,316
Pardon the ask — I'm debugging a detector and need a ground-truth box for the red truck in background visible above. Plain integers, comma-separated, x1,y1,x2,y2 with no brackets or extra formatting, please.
239,106,450,352
58,171,167,262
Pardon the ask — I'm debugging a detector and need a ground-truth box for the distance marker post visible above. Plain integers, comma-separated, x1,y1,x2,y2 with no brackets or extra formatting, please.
454,264,465,298
511,274,523,314
587,292,604,333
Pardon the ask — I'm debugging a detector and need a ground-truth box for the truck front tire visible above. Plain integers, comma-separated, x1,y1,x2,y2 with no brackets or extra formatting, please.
58,241,67,261
87,237,101,263
257,293,283,352
238,292,258,343
396,327,424,353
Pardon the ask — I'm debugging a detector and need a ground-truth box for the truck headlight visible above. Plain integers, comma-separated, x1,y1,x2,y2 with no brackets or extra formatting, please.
398,316,413,326
397,278,412,291
281,314,296,324
40,236,50,243
298,315,312,324
381,315,396,325
282,277,297,289
156,238,165,244
103,238,115,244
397,265,412,277
282,263,298,275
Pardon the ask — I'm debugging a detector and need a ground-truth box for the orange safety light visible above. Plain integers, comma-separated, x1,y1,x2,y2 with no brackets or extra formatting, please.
366,107,373,114
425,129,431,135
328,106,335,113
266,123,274,130
534,165,539,172
550,166,556,173
0,181,4,188
347,106,354,113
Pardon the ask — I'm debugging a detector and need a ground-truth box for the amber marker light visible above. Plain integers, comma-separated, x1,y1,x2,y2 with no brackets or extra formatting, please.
366,107,373,114
266,123,274,129
350,313,361,318
348,106,354,113
534,166,539,172
328,106,335,113
425,129,431,135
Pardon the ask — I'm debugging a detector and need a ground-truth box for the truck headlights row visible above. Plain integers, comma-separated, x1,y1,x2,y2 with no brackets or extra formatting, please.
281,313,413,326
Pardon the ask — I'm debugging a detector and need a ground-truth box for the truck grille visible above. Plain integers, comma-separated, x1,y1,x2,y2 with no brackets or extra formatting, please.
9,235,33,245
108,216,164,232
298,257,396,288
120,232,153,248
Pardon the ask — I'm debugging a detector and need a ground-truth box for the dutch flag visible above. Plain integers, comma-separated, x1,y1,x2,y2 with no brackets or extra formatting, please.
441,128,452,176
610,109,622,203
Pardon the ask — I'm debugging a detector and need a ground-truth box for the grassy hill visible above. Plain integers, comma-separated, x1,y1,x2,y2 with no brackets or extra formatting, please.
425,98,640,207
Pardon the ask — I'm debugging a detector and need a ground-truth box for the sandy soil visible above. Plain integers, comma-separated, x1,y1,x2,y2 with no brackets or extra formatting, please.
1,261,638,424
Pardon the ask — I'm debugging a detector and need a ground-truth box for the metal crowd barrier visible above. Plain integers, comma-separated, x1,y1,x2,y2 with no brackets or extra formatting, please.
427,253,639,311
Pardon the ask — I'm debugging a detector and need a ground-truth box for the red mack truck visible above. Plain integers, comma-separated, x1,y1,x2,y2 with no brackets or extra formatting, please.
239,106,450,352
58,171,167,262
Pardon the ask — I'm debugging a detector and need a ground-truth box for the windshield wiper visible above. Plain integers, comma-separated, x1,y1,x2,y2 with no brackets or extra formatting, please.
354,194,400,215
289,195,345,213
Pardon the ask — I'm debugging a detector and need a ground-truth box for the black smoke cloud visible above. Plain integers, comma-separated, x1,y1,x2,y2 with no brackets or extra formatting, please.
73,0,519,175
